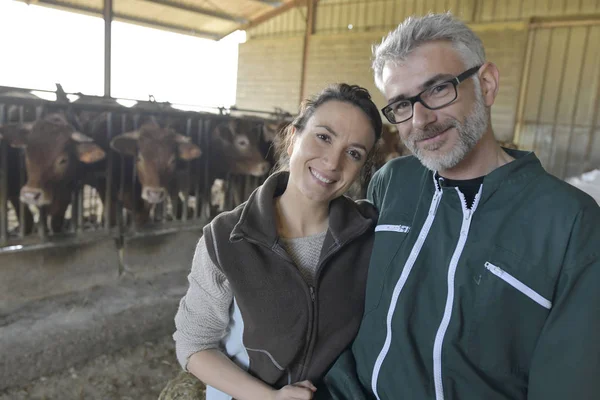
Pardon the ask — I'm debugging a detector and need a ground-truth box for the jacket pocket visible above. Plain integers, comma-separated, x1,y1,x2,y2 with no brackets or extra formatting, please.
466,247,554,375
484,261,552,309
363,216,412,316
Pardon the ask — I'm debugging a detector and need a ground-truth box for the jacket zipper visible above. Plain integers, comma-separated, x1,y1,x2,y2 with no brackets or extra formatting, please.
432,186,482,400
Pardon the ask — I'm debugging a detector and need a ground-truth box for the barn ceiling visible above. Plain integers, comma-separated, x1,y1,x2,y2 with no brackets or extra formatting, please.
16,0,305,40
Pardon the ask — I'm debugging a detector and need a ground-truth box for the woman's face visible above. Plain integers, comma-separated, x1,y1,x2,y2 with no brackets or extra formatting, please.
287,100,376,204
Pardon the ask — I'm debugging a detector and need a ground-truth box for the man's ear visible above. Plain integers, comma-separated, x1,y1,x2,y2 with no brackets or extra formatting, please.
478,62,499,107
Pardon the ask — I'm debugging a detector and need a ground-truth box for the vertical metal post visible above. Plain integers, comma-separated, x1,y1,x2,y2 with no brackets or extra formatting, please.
182,117,192,222
299,0,317,102
104,0,113,98
546,28,572,174
77,185,84,231
18,106,26,238
513,24,535,146
71,186,79,234
104,112,113,231
194,120,203,220
532,29,554,154
561,27,589,178
582,48,600,172
0,105,7,246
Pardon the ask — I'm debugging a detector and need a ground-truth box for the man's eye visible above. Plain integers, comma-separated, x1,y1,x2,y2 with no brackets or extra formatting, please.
394,101,411,111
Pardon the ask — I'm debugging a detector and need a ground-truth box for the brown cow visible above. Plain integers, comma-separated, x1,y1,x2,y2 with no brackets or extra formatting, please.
0,113,105,233
110,121,202,224
210,118,271,178
375,124,411,169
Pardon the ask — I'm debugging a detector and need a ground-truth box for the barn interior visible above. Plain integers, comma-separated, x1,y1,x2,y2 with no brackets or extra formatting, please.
0,0,599,398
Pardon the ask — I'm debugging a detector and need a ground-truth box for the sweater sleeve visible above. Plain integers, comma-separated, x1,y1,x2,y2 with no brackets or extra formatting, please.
173,235,233,371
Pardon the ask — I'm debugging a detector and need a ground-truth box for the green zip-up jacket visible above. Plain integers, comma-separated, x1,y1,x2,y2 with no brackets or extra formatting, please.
321,149,600,400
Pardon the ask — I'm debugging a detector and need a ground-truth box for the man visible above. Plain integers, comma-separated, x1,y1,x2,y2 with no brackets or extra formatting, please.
321,12,600,400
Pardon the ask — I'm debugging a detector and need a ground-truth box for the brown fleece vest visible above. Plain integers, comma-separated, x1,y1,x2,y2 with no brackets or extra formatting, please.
203,172,376,388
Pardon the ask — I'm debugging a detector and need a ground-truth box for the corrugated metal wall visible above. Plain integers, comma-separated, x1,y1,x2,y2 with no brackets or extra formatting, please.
239,0,600,178
516,24,600,178
248,0,600,38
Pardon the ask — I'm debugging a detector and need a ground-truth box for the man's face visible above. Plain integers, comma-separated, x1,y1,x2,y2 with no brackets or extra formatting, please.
381,41,489,172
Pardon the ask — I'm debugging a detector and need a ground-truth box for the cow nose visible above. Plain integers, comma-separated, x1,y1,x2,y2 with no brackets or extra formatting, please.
20,187,45,206
250,161,271,177
142,187,166,204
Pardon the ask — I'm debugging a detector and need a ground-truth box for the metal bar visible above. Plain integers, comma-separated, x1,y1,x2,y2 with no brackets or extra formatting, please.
471,0,480,22
17,0,220,40
251,0,282,6
202,119,211,220
104,112,113,232
77,184,84,232
582,41,600,172
194,120,203,220
532,30,554,156
299,0,317,102
141,0,247,23
18,106,26,238
546,28,572,174
0,105,8,246
131,147,138,233
223,0,305,38
561,27,589,178
71,186,79,234
182,117,192,222
104,0,113,98
513,25,536,146
529,14,600,29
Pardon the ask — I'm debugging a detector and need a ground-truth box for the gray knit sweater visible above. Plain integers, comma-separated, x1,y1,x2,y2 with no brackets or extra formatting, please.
173,231,326,370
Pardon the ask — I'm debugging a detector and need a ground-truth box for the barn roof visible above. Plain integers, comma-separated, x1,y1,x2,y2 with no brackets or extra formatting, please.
16,0,304,40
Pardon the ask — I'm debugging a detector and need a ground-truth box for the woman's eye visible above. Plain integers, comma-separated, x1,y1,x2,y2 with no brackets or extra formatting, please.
348,150,362,161
316,133,331,142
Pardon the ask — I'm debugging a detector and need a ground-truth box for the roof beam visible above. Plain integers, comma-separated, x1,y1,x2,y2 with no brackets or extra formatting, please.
232,0,304,34
16,0,221,40
250,0,283,6
141,0,248,24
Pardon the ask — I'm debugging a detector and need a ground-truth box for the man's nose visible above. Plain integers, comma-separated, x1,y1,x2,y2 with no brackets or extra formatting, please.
412,101,436,130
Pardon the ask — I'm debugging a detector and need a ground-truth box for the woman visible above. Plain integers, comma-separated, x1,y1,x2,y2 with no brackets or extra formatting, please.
173,83,382,400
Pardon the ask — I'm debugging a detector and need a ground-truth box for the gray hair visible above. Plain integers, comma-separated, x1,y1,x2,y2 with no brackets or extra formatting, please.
372,13,486,92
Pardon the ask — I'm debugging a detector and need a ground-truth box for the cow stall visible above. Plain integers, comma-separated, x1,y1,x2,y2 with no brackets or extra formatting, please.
0,86,290,311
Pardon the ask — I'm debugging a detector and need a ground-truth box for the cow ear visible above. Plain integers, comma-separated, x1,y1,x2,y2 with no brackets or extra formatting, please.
262,123,279,143
76,142,106,163
110,131,139,156
0,123,32,148
178,142,202,161
215,124,234,144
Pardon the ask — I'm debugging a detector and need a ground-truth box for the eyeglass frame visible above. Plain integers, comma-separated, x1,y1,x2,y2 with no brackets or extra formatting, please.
381,65,482,124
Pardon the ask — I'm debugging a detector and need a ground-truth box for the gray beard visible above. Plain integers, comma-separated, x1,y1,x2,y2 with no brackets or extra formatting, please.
405,93,489,172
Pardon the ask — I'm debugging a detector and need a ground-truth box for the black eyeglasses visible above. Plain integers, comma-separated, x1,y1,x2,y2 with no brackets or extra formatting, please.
381,65,482,124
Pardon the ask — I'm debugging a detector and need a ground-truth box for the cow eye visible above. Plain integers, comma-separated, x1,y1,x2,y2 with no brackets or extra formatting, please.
236,138,249,148
57,156,68,166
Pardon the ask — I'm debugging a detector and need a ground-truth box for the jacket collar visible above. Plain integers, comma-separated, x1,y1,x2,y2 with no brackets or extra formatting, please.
430,149,545,202
229,171,375,250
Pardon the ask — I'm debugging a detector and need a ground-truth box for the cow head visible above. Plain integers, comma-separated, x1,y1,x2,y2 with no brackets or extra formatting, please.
110,123,202,204
377,125,410,168
213,119,271,177
0,113,106,207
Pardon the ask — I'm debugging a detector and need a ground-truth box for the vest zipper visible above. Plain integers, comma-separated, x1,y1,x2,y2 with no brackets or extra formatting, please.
243,222,372,383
